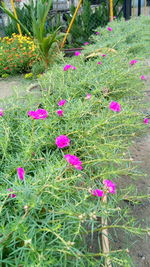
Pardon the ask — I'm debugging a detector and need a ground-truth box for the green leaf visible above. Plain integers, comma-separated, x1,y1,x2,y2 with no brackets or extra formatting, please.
0,4,31,36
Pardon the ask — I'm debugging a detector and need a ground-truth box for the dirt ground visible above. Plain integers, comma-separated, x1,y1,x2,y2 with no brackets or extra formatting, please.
0,76,32,99
0,74,149,266
111,73,150,266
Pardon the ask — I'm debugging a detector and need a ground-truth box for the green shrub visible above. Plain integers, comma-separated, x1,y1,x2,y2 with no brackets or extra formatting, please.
0,34,40,76
0,16,150,266
31,61,45,75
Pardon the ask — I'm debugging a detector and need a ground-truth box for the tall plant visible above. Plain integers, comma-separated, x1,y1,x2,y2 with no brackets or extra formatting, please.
65,0,109,47
0,0,64,68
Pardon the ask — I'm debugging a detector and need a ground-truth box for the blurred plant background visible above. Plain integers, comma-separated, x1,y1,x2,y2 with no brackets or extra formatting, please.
1,0,124,47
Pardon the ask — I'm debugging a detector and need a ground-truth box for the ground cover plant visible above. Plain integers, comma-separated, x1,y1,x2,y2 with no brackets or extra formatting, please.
0,16,150,266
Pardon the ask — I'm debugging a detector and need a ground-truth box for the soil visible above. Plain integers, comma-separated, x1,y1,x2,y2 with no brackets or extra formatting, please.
0,75,42,108
111,72,150,266
0,73,149,266
0,76,32,99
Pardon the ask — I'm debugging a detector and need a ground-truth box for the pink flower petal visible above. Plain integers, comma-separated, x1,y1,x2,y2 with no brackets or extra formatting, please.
64,64,72,71
55,135,70,148
84,42,89,46
140,75,146,80
0,109,4,117
17,167,25,180
103,179,116,194
57,110,64,117
143,118,149,124
129,60,138,65
102,54,106,57
58,99,67,106
91,189,104,197
64,154,83,170
63,65,76,71
107,27,112,31
85,94,92,99
71,66,77,70
75,51,81,56
95,32,100,35
7,188,16,198
109,101,121,112
97,61,102,65
28,109,48,120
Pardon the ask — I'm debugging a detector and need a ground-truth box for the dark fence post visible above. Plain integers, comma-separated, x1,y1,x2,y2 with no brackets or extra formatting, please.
138,0,141,15
123,0,132,20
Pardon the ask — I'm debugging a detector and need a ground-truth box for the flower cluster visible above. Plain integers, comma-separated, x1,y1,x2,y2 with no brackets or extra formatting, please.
84,42,89,46
28,109,48,120
0,109,4,117
64,154,83,170
0,34,40,76
17,167,25,180
55,135,70,148
64,65,76,71
109,101,121,112
143,118,149,124
56,99,67,117
4,25,148,203
107,27,112,32
74,51,81,56
129,59,138,65
91,179,116,197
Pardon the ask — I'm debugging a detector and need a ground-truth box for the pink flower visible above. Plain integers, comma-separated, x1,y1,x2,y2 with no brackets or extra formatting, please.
95,31,100,35
143,118,149,124
102,54,106,57
75,51,81,56
58,99,67,106
64,154,83,170
103,179,116,194
7,188,16,198
0,109,4,117
55,135,70,148
97,61,102,65
71,66,77,70
140,75,146,80
107,27,112,31
57,110,64,116
36,109,48,120
91,189,104,197
17,167,25,180
129,60,138,65
109,101,121,112
64,64,72,71
63,65,76,71
85,94,92,99
84,42,89,46
28,109,48,120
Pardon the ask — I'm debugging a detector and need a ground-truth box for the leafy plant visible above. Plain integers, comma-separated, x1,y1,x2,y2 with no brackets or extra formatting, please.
65,0,109,47
0,34,40,76
31,61,45,75
0,0,64,68
0,16,150,266
3,3,33,36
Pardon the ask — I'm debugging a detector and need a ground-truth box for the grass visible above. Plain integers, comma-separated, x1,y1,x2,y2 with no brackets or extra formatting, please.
0,15,150,266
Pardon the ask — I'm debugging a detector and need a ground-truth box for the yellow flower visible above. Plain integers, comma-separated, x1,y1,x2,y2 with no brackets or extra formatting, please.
24,73,34,79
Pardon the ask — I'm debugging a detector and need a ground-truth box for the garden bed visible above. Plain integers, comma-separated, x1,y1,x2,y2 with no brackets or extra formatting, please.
0,16,150,266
